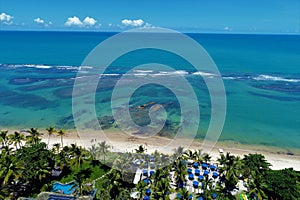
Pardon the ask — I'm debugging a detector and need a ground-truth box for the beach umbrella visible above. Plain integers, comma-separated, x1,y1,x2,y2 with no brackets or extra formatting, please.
193,162,199,168
195,169,200,176
198,175,204,181
182,160,187,165
150,156,154,162
143,179,150,185
193,181,199,188
212,172,219,178
177,193,182,199
150,171,155,176
143,196,150,200
203,170,209,176
142,170,148,177
187,168,193,174
202,163,208,169
189,194,193,199
146,188,151,196
198,197,204,200
188,173,194,180
212,193,217,199
210,165,217,171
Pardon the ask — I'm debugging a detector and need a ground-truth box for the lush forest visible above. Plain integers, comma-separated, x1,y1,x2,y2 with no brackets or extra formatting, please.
0,128,299,200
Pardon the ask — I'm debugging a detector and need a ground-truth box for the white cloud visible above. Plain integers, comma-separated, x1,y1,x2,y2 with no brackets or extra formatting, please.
64,16,97,27
65,16,83,26
121,19,144,27
34,17,44,24
224,26,232,31
0,13,13,23
83,17,97,26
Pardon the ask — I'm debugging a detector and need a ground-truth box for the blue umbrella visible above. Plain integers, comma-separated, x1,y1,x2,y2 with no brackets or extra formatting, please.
150,171,155,176
203,170,209,176
142,170,148,176
143,179,150,185
143,196,150,200
198,197,204,200
150,156,154,162
202,163,208,169
188,173,194,180
210,165,217,171
212,193,217,199
182,160,187,165
193,181,199,188
189,194,193,199
177,193,182,199
146,188,151,196
187,168,193,174
193,162,199,168
198,175,204,181
213,172,219,178
195,169,200,176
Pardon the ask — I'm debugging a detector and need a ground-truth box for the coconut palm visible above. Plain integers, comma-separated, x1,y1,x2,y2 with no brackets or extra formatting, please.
25,128,42,145
218,152,242,196
57,129,65,148
135,144,146,154
175,188,190,199
135,180,147,199
173,157,187,190
202,153,211,164
0,130,9,148
98,141,111,163
46,127,56,149
248,174,268,200
9,131,25,150
71,168,92,196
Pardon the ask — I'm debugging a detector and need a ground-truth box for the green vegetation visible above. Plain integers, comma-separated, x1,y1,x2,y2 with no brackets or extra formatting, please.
0,129,299,200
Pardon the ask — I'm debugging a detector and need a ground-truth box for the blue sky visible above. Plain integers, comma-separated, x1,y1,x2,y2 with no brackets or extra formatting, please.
0,0,299,33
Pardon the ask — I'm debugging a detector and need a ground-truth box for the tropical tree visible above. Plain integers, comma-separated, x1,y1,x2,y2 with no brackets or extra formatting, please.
217,152,242,197
135,144,146,154
69,144,89,169
135,180,147,199
173,157,187,190
71,168,92,196
248,174,268,200
0,130,9,148
46,127,56,149
176,188,190,199
9,131,25,150
202,152,211,164
57,129,66,148
25,128,42,145
98,141,111,163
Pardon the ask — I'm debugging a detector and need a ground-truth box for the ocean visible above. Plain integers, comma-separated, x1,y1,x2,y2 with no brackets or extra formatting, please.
0,31,299,150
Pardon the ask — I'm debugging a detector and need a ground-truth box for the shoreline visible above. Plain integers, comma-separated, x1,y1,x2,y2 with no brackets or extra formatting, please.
8,128,298,171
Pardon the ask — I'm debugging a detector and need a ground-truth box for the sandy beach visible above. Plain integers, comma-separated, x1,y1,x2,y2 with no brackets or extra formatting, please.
33,129,300,171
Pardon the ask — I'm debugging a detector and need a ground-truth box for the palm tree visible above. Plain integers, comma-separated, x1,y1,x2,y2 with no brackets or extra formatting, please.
217,152,242,196
173,157,187,190
25,128,42,145
135,144,146,154
98,141,110,163
176,188,190,199
69,144,88,169
135,180,147,199
0,130,9,148
57,129,65,148
173,146,185,159
46,127,56,149
153,176,172,199
202,153,211,164
9,131,25,150
248,174,268,200
72,168,92,196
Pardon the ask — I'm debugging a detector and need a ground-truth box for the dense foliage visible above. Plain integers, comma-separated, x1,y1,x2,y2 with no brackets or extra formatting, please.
0,129,299,200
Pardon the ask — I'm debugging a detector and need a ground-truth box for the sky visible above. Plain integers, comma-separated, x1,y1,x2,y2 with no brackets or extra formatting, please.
0,0,299,33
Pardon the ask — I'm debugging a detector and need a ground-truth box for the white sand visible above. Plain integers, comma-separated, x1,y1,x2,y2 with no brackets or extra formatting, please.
39,129,300,171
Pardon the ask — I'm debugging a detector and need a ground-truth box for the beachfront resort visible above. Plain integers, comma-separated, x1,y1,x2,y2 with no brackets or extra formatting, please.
0,128,299,200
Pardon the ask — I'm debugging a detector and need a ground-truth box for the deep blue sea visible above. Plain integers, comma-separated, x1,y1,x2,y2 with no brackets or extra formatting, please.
0,31,299,150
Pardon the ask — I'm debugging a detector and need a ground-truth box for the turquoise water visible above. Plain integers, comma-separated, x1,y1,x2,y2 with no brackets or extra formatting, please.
52,182,77,195
0,31,299,149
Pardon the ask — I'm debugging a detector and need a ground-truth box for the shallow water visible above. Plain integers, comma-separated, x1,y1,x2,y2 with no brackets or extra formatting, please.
0,31,299,149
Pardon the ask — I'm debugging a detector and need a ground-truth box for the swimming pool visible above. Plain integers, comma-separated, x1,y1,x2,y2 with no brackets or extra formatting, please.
52,181,77,195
